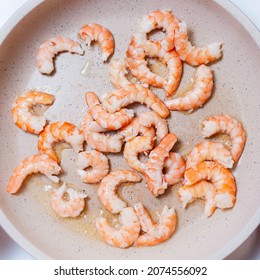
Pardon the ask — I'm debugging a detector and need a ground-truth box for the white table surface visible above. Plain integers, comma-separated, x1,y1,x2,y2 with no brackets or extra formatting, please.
0,0,259,260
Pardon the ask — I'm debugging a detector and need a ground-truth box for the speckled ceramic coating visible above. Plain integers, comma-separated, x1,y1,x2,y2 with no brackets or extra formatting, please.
0,0,259,259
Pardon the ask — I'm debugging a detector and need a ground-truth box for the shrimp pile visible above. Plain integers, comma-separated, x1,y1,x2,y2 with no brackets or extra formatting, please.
7,9,247,250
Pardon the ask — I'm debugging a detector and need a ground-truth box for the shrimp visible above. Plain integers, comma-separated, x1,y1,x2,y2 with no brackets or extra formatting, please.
183,161,236,210
134,203,177,246
96,207,140,248
201,114,246,163
78,23,114,61
139,111,168,143
109,58,132,88
166,65,213,111
98,170,142,214
123,136,154,173
81,111,124,153
145,133,178,197
174,20,223,66
12,90,55,134
38,122,84,162
85,91,134,130
6,154,61,194
36,36,84,74
186,141,234,169
120,116,156,142
51,183,87,218
139,10,178,51
179,181,216,217
164,152,186,185
102,84,170,118
77,150,109,184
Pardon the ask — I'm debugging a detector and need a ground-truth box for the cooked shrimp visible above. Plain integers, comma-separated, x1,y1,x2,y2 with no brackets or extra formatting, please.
120,116,156,142
123,136,154,173
201,114,246,163
86,91,134,130
145,133,177,196
36,36,84,74
175,20,223,66
109,58,132,88
77,150,109,184
12,90,55,134
98,170,142,214
102,84,170,118
166,65,213,111
78,23,114,61
164,152,186,185
134,203,177,246
139,10,178,51
38,122,84,162
6,154,61,194
51,183,87,218
186,141,234,169
81,111,124,153
183,161,236,210
96,207,140,248
139,111,168,142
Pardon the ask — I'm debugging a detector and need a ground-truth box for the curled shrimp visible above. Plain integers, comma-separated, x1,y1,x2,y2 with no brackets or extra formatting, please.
77,150,109,184
78,23,114,61
186,141,234,169
123,136,154,173
36,36,84,74
134,203,177,246
96,207,140,248
38,121,84,162
6,154,61,194
166,65,213,111
139,10,178,51
183,161,236,211
202,114,246,163
164,152,186,185
98,170,142,214
119,116,155,142
175,20,223,66
145,133,178,197
12,90,55,134
109,58,132,88
81,111,123,153
85,91,134,130
102,84,170,118
51,183,87,218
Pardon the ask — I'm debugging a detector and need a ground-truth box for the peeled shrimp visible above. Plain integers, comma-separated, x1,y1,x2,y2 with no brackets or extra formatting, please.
139,10,178,51
139,111,168,143
6,154,61,194
38,122,84,162
166,65,213,111
202,114,246,163
96,207,140,248
78,23,114,61
183,161,236,211
134,203,177,246
36,36,84,74
145,133,177,197
175,20,223,66
98,170,142,214
123,136,154,173
85,91,134,130
51,183,87,218
77,150,109,184
102,84,170,118
109,58,132,88
81,111,123,153
186,141,234,169
12,90,55,134
120,116,156,142
164,152,186,185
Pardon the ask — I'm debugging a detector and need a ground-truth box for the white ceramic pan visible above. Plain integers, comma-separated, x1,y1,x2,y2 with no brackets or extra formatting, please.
0,0,259,259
